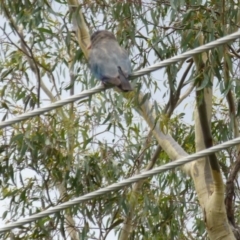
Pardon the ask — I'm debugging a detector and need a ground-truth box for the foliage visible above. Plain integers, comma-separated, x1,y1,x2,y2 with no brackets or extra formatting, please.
0,0,240,239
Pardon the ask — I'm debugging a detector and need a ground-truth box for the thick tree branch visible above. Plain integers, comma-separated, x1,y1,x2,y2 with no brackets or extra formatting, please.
68,0,91,59
196,89,221,173
190,30,233,238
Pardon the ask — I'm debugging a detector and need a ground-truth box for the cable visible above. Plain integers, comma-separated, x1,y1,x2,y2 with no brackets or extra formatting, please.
131,30,240,78
1,136,240,232
0,85,107,129
0,31,240,129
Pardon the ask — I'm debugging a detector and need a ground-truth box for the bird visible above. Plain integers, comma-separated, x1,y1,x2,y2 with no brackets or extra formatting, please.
88,30,133,92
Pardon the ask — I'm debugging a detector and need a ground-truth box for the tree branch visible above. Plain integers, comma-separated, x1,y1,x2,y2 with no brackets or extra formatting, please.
196,89,221,172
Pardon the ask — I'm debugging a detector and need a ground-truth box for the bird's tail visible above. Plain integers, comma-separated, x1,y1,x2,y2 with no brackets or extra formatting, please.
118,67,133,92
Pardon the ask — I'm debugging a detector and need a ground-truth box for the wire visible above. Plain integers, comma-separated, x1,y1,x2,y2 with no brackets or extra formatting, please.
0,31,240,129
131,30,240,78
1,135,240,232
0,85,107,129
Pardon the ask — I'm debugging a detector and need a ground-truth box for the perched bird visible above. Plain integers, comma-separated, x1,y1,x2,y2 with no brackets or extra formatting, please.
88,30,133,92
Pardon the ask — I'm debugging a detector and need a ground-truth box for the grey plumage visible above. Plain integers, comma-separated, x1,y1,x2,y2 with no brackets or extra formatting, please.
88,30,133,92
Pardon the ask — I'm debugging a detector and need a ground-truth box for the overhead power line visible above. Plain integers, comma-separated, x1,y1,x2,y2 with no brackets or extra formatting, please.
0,135,240,233
0,31,240,129
131,31,240,77
0,85,107,129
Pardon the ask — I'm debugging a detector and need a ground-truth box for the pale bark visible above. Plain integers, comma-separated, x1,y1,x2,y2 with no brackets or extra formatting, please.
68,0,91,59
193,87,234,239
190,32,235,239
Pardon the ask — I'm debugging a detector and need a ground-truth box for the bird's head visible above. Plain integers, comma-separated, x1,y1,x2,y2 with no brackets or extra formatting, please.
90,30,116,48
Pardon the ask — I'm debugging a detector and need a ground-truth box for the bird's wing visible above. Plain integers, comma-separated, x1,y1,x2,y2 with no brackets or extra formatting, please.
115,46,131,77
89,39,131,80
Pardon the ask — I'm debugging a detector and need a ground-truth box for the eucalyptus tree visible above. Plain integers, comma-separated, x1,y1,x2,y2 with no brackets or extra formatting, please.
0,0,240,239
